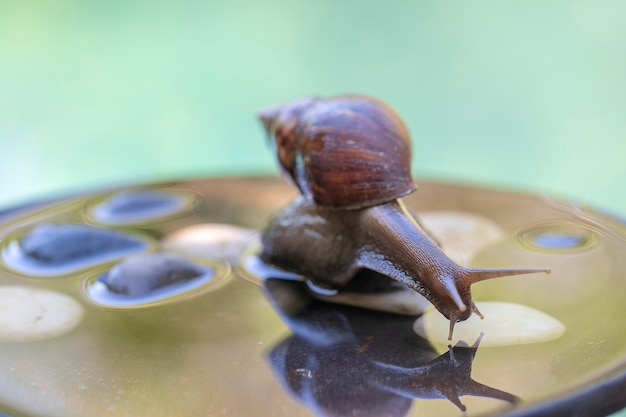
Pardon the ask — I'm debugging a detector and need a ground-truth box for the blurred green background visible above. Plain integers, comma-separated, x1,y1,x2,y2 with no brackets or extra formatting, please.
0,0,625,220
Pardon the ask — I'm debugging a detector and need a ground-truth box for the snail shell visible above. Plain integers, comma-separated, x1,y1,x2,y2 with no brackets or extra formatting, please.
258,95,416,210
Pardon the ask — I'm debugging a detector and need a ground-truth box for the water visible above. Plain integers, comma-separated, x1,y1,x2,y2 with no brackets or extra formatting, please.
0,177,623,417
518,222,597,253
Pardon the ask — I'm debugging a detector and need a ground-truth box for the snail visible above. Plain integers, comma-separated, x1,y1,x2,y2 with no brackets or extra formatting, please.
258,95,550,339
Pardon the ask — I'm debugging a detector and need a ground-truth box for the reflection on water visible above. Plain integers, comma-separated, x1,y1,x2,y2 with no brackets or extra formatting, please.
263,278,518,416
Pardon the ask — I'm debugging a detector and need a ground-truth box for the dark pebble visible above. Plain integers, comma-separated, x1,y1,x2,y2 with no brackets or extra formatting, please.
19,223,147,265
99,252,209,296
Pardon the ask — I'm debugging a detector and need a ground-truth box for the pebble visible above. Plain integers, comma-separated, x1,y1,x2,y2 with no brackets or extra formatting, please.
20,224,146,265
417,211,505,265
98,252,209,296
85,252,224,308
0,286,84,342
4,223,149,276
311,288,431,315
90,189,189,224
163,223,257,262
413,301,565,347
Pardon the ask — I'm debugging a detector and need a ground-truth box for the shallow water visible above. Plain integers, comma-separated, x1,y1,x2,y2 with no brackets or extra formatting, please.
0,177,624,417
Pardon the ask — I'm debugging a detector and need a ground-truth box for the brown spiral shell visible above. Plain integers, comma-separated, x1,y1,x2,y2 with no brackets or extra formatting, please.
258,95,416,210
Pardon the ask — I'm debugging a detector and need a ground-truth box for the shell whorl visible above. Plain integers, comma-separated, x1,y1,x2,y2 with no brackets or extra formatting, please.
259,95,416,210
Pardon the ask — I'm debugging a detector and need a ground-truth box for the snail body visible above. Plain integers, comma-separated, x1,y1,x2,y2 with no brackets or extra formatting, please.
259,95,550,339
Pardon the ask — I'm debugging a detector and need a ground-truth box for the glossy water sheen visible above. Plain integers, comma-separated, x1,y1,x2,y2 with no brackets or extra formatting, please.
0,177,623,417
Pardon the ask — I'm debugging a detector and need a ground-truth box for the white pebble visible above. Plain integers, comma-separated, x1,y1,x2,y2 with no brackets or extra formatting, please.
311,288,431,316
0,286,84,342
417,211,505,265
163,223,257,262
413,301,565,347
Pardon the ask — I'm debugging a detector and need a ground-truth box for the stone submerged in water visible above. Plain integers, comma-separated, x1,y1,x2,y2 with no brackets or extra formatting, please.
91,189,189,225
416,211,505,265
98,252,210,297
0,286,84,342
413,301,566,347
19,223,147,265
3,223,150,276
163,223,257,263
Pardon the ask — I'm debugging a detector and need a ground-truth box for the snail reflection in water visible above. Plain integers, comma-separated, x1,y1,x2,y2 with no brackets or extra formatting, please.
258,95,550,339
263,278,519,416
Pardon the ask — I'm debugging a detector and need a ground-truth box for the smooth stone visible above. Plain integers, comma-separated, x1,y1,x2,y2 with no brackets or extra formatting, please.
417,211,505,265
91,189,188,224
413,301,565,347
163,223,257,263
98,252,210,296
18,223,147,265
0,286,84,342
311,288,431,316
